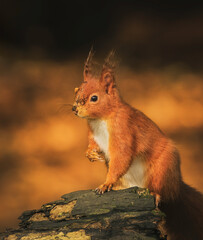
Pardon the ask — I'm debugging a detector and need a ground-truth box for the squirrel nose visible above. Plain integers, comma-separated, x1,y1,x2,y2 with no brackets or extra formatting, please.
72,105,77,111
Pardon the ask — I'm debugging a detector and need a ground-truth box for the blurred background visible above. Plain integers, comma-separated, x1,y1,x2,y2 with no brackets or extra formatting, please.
0,0,203,231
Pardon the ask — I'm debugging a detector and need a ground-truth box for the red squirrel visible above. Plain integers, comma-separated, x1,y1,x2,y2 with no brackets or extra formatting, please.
72,50,203,240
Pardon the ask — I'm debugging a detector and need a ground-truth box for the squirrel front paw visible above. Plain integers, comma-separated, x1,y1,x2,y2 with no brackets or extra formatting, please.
86,149,105,162
95,183,113,194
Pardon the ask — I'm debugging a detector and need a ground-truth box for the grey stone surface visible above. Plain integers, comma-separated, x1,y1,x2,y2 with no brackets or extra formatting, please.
0,187,166,240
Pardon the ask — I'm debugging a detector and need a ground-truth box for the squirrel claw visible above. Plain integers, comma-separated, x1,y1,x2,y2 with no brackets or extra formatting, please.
95,183,113,195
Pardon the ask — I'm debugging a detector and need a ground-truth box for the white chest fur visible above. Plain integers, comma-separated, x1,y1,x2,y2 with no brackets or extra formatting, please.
120,156,145,188
89,120,109,159
89,120,145,188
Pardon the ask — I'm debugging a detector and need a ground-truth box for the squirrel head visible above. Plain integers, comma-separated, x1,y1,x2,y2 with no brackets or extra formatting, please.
73,50,119,119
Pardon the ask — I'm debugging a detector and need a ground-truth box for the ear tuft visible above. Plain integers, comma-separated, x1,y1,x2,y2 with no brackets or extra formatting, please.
103,50,118,72
100,50,118,94
83,47,95,80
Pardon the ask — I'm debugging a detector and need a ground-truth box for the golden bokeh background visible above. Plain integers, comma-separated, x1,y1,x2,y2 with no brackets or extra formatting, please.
0,1,203,232
0,59,202,231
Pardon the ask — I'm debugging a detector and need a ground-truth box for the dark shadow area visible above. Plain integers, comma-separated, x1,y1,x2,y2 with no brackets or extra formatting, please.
0,1,202,70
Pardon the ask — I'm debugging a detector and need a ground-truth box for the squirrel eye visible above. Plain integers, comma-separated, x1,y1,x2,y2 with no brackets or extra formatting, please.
90,95,98,102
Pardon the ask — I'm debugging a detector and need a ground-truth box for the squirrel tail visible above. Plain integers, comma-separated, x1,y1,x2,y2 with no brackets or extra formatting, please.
160,181,203,240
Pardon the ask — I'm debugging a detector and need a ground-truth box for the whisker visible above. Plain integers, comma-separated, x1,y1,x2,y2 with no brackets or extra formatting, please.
57,103,73,114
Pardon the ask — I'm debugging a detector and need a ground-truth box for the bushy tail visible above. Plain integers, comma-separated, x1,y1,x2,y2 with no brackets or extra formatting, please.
160,182,203,240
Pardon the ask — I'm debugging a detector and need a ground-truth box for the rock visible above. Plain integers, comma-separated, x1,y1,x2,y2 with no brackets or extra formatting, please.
0,187,166,240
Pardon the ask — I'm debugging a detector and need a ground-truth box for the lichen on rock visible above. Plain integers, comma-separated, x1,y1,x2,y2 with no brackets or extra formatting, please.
28,213,49,222
49,200,77,220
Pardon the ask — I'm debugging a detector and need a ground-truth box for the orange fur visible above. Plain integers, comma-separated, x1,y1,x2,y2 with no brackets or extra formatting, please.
87,124,100,152
72,52,203,239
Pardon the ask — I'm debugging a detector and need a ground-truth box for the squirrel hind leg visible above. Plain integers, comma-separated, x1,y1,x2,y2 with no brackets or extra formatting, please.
150,192,161,208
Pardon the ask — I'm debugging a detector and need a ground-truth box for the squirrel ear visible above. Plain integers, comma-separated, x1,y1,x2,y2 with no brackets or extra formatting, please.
100,71,115,94
100,50,117,94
